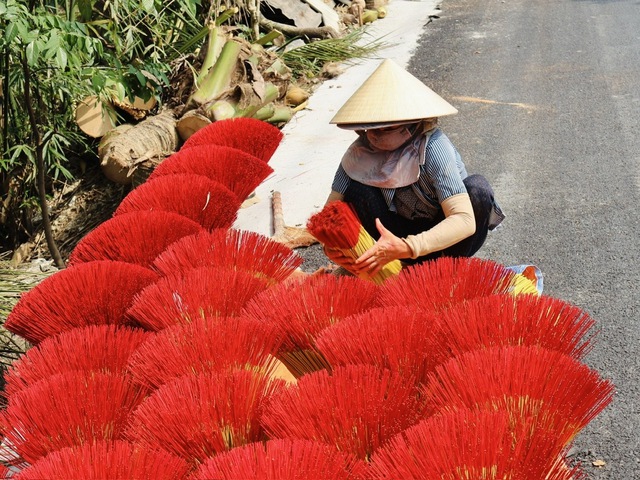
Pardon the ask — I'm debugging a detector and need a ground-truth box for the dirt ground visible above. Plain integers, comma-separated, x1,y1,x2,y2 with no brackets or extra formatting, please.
20,164,129,266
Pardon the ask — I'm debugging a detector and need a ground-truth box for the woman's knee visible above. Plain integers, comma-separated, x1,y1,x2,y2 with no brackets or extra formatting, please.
463,175,494,207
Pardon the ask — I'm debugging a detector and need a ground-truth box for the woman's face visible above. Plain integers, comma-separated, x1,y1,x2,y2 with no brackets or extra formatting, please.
365,124,413,151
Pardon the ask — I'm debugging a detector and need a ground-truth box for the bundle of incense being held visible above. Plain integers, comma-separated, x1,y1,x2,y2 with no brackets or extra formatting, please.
307,201,402,285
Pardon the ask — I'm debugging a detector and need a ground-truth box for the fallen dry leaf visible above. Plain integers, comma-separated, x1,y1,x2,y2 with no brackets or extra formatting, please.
592,459,606,467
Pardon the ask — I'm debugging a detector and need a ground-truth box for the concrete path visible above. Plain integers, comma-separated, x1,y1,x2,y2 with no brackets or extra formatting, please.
234,0,441,237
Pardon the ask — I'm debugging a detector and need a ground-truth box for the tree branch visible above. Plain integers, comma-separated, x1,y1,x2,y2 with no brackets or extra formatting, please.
20,55,65,269
259,17,340,39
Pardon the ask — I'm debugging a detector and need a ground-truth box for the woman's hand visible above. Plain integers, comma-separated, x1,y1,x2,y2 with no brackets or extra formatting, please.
353,218,412,277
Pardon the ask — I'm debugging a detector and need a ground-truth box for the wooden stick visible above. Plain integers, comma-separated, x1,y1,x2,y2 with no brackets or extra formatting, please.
271,191,318,248
272,190,285,238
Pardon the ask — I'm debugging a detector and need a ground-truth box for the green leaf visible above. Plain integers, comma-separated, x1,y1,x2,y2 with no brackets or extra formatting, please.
141,0,156,15
134,70,146,88
83,37,94,57
25,40,40,65
55,47,67,70
4,22,18,43
52,163,73,181
91,71,106,90
9,144,35,165
43,30,60,58
15,19,28,39
115,82,125,101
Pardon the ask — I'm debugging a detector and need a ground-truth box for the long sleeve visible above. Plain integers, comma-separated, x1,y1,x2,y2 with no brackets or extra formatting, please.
402,193,475,258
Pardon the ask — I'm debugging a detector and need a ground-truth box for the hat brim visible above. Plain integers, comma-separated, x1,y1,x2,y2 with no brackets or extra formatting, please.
336,120,422,131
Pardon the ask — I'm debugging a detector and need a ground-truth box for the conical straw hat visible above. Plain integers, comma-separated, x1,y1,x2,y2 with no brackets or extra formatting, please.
330,59,458,129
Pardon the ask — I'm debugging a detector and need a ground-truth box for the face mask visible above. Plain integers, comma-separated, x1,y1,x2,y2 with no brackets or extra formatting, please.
365,126,413,151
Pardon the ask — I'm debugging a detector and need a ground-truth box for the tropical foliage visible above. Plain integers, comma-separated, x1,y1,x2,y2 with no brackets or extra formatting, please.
0,0,207,257
0,0,382,262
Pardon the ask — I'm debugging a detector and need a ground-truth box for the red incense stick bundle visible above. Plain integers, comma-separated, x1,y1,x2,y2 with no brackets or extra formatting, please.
191,439,367,480
152,228,302,284
148,144,273,202
126,315,281,391
261,364,424,461
125,369,285,466
180,117,283,163
5,260,159,344
431,293,597,363
3,324,149,397
1,371,145,464
368,409,584,480
126,266,270,331
68,211,203,267
422,345,615,445
13,440,190,480
315,305,443,385
242,274,378,377
376,256,519,313
114,173,240,230
307,201,402,285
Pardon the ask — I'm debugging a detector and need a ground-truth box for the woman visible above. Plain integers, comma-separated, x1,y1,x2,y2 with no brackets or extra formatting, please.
324,59,504,277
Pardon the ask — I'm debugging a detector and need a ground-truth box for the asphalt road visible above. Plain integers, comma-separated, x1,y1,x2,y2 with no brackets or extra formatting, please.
404,0,640,477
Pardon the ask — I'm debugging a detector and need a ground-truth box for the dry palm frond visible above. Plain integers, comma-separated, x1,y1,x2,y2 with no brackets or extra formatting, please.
0,263,56,368
0,263,53,322
282,28,385,78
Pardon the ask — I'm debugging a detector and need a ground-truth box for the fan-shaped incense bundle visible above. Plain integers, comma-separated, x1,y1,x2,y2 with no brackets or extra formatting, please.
148,144,274,202
368,408,584,480
1,371,145,464
421,345,615,445
3,324,149,397
152,228,302,284
242,274,378,377
315,305,443,385
127,315,281,391
261,364,424,460
127,266,270,331
180,117,283,163
13,440,190,480
68,211,203,267
376,256,519,313
5,260,159,344
125,369,285,466
191,439,367,480
431,294,597,363
307,201,402,285
114,173,240,231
